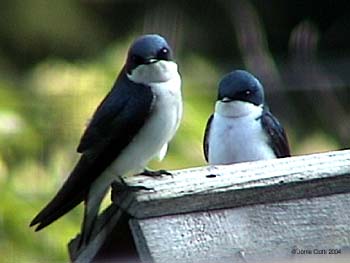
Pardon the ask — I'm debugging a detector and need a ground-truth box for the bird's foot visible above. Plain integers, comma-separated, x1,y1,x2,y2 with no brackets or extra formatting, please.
141,169,172,177
112,178,152,193
111,178,153,204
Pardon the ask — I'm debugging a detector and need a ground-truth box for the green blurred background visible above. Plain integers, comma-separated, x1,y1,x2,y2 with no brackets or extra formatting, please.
0,0,349,262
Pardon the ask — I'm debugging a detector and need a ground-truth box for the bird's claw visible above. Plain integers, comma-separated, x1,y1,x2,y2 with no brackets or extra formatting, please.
111,178,152,194
141,169,172,177
111,178,153,204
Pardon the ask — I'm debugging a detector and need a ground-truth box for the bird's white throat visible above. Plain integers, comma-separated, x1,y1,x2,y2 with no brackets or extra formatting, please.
209,101,275,164
109,60,182,177
127,60,179,85
215,100,263,118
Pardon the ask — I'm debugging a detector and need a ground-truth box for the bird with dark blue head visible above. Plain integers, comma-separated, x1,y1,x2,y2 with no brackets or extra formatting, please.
30,34,183,247
126,34,172,73
218,70,264,106
204,69,290,165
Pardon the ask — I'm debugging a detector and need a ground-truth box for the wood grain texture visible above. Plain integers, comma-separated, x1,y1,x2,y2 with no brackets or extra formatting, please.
130,192,350,263
71,150,350,262
116,150,350,218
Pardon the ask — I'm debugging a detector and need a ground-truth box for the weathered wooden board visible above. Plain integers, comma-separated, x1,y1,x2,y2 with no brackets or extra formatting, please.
118,150,350,218
130,192,350,263
71,150,350,262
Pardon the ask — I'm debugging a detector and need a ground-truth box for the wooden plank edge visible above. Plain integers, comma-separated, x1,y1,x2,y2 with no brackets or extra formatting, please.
114,150,350,218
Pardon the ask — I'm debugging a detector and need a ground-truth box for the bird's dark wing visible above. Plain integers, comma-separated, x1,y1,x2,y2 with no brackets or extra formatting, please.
260,108,291,158
30,71,155,231
77,72,151,153
203,114,214,162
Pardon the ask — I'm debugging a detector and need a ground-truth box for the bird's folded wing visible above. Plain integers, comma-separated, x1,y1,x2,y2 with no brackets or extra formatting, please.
203,114,214,162
261,109,291,158
30,73,155,231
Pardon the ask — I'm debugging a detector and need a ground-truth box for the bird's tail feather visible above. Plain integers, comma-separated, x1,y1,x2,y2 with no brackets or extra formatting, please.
30,156,94,231
30,192,85,231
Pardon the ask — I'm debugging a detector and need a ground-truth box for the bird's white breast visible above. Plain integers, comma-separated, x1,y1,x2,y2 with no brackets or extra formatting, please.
208,101,275,165
110,61,182,176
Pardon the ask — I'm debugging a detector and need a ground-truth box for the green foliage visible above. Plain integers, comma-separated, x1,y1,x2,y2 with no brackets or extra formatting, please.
0,38,224,261
0,41,127,262
0,36,339,261
0,0,345,261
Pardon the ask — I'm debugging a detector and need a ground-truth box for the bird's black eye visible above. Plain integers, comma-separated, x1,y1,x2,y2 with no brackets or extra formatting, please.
157,47,170,60
245,90,251,95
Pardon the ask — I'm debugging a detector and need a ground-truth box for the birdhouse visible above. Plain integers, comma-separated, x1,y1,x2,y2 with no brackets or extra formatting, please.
69,150,350,263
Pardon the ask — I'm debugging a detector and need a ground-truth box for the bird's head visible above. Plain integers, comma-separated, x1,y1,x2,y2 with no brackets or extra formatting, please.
216,70,265,117
126,34,178,84
218,70,264,106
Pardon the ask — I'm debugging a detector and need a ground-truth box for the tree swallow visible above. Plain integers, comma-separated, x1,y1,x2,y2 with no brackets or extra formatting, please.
30,34,183,244
203,70,290,165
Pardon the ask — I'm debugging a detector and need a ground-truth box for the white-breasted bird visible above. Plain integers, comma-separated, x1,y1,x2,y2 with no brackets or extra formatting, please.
203,70,290,165
30,34,183,245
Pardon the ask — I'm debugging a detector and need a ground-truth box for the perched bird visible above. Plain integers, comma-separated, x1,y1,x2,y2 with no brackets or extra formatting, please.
203,70,290,165
30,34,183,245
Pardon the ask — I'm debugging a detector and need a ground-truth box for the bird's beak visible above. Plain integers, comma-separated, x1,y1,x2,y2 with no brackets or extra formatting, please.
144,58,158,65
221,97,232,103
